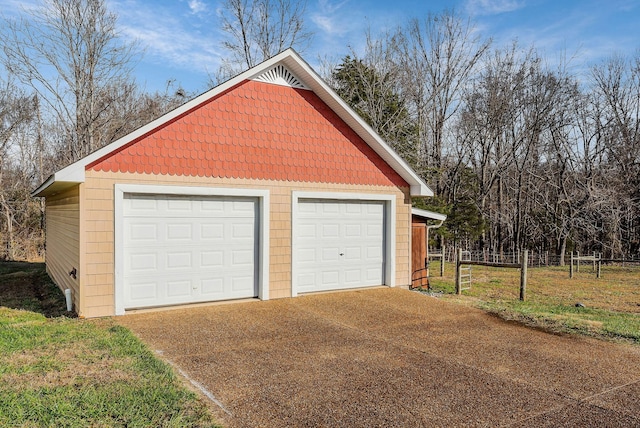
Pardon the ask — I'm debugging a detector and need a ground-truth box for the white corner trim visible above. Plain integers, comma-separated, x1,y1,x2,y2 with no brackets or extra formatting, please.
290,191,396,298
113,184,270,315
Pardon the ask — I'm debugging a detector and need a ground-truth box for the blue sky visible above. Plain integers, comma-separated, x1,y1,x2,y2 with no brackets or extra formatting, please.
1,0,639,94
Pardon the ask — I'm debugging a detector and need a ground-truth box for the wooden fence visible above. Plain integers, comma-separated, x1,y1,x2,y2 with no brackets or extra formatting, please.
455,249,529,301
431,248,640,268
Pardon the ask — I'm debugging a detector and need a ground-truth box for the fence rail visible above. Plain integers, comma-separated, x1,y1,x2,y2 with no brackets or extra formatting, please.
455,249,528,300
430,248,640,268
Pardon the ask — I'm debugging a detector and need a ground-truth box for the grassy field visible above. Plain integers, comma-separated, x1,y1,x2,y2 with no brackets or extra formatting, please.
0,262,220,427
428,261,640,344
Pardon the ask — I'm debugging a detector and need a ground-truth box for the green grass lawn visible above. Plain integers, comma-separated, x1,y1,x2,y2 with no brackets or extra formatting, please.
0,262,219,427
427,261,640,344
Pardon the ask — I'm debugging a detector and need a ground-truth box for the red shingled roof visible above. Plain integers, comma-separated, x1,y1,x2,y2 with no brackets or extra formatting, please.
90,79,408,188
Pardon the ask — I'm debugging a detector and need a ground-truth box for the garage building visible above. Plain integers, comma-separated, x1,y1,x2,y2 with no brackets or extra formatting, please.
33,49,433,317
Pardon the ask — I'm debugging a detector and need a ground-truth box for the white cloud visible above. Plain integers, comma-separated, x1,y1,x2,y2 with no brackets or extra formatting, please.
312,14,344,35
465,0,525,15
188,0,207,14
310,0,352,36
0,0,38,13
112,1,222,76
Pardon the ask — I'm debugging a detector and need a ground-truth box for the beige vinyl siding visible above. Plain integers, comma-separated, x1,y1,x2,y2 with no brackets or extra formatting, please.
45,186,80,312
81,170,412,317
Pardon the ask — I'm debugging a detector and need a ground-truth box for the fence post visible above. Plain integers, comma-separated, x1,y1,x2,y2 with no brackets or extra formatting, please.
576,251,580,272
597,253,601,279
455,248,462,295
520,250,528,301
593,251,596,271
440,245,445,277
569,252,574,278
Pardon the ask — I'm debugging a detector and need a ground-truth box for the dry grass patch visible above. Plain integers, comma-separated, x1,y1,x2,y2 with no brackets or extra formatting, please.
1,342,137,389
428,262,640,344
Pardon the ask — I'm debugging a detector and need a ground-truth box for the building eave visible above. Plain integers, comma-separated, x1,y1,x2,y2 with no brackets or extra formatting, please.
412,208,447,222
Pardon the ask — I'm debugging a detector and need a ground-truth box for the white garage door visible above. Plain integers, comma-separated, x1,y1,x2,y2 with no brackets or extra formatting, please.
294,199,385,293
122,194,258,309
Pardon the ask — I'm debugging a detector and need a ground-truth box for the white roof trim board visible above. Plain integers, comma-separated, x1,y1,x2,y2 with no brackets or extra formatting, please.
33,49,433,197
412,208,447,222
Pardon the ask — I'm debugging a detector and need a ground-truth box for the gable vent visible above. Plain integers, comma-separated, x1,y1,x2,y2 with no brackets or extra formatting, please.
252,64,309,90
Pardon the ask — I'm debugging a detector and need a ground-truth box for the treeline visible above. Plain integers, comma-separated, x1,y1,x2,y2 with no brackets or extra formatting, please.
0,0,189,260
325,13,639,260
1,2,638,261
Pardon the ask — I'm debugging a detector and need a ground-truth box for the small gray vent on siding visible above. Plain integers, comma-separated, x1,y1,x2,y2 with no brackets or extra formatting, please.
252,64,309,89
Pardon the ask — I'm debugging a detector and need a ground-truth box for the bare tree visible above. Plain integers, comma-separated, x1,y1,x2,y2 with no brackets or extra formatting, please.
330,33,419,167
0,77,37,259
1,0,139,164
395,10,491,186
590,53,640,256
457,44,524,253
217,0,312,79
457,43,578,254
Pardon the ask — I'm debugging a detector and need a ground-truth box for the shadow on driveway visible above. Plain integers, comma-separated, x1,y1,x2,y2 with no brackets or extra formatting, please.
118,288,640,427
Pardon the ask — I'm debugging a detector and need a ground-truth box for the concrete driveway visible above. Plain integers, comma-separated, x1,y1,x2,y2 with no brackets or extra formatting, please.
118,288,640,427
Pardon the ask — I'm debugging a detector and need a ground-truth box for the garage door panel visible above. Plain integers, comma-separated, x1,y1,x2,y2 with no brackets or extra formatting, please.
345,224,361,237
200,198,225,211
166,197,192,212
367,203,384,214
128,252,158,272
297,202,318,214
232,276,254,292
366,267,383,281
345,203,362,214
201,278,224,295
344,269,362,283
297,224,316,239
166,223,193,240
129,281,157,301
321,270,340,286
166,251,192,269
321,224,339,238
232,222,254,238
321,247,340,262
123,194,258,309
297,273,316,288
321,203,340,214
166,280,191,297
200,222,224,240
128,222,158,241
344,247,361,260
201,250,224,267
366,223,383,238
127,196,158,214
295,199,385,294
232,249,254,265
367,245,383,259
232,199,256,212
298,248,316,263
